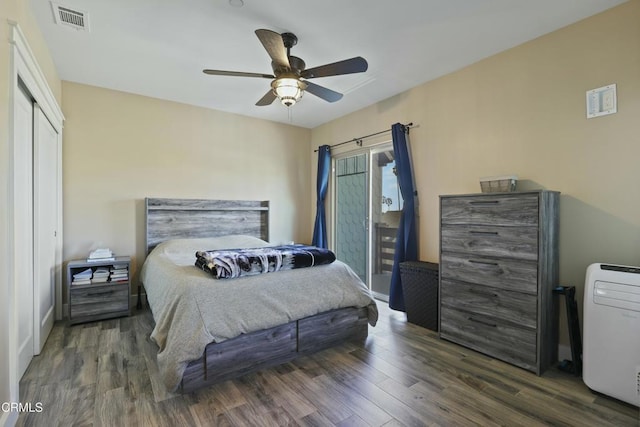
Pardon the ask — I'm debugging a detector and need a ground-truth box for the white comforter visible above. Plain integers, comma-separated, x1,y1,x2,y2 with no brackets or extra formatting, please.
140,235,378,391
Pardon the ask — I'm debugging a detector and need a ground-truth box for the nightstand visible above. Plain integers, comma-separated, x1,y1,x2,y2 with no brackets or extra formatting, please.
67,256,131,325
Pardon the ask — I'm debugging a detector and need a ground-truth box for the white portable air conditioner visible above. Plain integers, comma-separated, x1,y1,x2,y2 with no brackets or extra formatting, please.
583,263,640,407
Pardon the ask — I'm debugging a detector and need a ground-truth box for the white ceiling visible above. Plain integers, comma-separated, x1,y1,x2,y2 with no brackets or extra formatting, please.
31,0,626,129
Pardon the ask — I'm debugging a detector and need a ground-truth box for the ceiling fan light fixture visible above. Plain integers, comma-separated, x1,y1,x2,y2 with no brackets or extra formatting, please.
204,29,366,107
272,78,306,107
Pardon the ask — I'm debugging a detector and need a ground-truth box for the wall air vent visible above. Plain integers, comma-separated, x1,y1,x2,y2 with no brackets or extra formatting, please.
51,2,89,31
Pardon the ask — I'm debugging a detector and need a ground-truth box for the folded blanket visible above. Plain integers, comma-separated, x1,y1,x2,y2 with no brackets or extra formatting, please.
195,244,336,279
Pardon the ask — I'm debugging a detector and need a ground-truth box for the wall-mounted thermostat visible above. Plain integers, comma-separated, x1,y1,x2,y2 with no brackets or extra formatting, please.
586,84,617,119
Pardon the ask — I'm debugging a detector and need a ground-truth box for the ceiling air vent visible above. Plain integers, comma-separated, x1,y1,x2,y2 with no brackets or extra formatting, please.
51,2,89,31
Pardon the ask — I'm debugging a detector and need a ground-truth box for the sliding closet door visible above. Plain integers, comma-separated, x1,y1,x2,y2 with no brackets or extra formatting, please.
15,86,35,378
33,104,58,354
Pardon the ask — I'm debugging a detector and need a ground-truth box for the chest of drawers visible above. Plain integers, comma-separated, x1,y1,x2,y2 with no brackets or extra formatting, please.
439,191,559,374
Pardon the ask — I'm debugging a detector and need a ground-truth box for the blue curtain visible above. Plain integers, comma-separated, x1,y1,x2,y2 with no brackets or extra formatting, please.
312,145,331,248
388,123,418,311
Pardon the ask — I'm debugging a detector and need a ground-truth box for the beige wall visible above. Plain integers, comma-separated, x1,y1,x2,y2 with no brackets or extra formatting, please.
62,82,312,295
312,1,640,347
1,0,62,421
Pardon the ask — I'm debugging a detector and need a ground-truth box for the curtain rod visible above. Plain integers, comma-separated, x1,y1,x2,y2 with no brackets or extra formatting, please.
314,122,415,152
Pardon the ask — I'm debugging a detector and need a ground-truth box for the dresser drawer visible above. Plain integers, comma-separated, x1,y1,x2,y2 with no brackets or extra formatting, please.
440,253,537,294
441,194,539,226
441,224,538,261
440,278,537,328
440,306,537,371
70,284,129,319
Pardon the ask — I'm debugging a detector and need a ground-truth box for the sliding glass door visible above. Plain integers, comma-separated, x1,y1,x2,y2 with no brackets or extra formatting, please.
335,153,368,282
333,144,402,300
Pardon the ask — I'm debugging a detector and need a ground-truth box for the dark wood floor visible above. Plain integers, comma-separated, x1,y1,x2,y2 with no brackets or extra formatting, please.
18,303,639,426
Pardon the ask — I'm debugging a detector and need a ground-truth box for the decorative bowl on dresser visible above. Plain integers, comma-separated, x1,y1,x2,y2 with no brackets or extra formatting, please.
439,191,559,375
67,256,131,325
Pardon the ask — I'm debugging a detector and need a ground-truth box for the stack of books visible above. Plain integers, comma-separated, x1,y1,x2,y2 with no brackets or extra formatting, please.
91,267,110,284
72,268,92,286
110,263,129,283
87,248,115,263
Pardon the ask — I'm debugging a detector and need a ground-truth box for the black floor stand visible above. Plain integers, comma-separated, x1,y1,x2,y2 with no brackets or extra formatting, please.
554,286,582,376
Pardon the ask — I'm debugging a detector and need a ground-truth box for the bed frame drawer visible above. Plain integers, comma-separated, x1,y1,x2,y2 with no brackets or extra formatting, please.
182,322,297,391
180,306,370,392
298,307,368,353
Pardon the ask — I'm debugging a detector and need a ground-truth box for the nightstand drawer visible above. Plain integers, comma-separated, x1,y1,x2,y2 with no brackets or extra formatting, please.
440,252,538,294
440,278,537,329
440,306,537,371
441,224,538,261
441,194,539,226
70,284,129,319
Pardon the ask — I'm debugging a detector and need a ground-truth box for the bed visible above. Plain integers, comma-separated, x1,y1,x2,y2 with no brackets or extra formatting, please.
140,198,378,393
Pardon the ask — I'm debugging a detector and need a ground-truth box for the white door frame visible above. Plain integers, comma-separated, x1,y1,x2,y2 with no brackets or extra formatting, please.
7,21,64,422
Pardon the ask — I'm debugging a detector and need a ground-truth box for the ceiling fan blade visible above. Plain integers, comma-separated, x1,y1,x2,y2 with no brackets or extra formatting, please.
256,90,277,106
255,29,290,70
304,81,343,103
203,69,274,79
302,56,368,79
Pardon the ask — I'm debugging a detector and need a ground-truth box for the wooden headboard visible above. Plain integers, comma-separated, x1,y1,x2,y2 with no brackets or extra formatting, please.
145,198,269,254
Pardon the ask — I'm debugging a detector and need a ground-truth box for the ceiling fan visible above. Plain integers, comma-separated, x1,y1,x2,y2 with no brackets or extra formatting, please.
203,29,368,107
